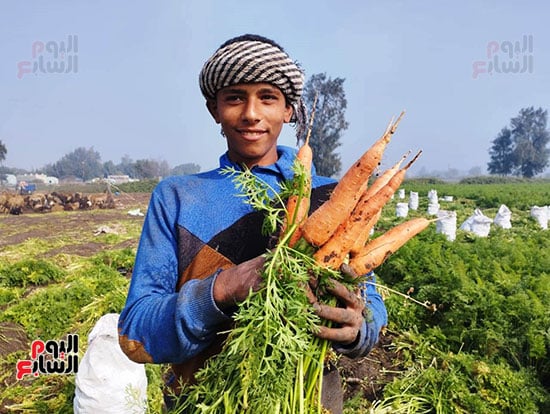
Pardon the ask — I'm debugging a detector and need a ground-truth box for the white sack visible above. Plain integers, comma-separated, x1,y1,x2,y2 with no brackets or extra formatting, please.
408,192,419,210
396,202,409,218
427,189,438,204
530,206,548,230
494,204,512,229
427,202,440,216
436,210,457,241
74,313,148,414
460,208,493,237
398,188,406,199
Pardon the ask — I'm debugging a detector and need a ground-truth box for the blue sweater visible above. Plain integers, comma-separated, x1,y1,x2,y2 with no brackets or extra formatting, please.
118,145,387,384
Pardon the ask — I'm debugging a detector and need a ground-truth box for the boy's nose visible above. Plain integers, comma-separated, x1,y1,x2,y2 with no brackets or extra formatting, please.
241,99,261,123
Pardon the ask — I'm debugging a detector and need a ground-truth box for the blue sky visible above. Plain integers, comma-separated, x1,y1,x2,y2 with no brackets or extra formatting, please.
1,1,549,176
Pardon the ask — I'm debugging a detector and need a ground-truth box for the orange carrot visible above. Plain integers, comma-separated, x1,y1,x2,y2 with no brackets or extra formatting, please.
282,93,317,247
362,150,411,201
347,152,410,255
349,209,383,257
348,217,433,275
313,150,422,269
302,111,405,247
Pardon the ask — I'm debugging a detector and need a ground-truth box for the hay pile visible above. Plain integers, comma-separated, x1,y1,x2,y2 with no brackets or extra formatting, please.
0,191,115,215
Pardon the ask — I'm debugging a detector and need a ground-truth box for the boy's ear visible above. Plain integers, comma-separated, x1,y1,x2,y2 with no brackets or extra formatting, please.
284,104,293,123
206,99,220,123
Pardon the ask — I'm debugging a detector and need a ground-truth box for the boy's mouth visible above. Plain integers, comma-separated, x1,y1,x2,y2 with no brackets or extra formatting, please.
237,129,267,140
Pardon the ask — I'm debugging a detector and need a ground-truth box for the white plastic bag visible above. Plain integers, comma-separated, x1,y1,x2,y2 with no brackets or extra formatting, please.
427,202,440,216
436,210,457,241
74,313,148,414
398,188,406,199
396,202,409,218
460,208,493,237
494,204,512,229
408,191,419,210
427,189,438,204
530,206,548,230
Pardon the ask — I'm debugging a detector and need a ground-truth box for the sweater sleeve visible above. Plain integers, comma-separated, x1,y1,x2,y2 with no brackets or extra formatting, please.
333,272,388,358
118,186,231,364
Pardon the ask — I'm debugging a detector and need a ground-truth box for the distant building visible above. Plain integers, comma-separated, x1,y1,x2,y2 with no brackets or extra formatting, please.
16,173,59,185
44,176,59,185
107,175,132,184
4,174,17,186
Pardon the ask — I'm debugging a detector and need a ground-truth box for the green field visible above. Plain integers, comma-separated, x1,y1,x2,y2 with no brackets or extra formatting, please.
0,182,549,413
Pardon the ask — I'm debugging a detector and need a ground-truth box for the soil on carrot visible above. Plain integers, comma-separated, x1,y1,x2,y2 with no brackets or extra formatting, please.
0,191,401,406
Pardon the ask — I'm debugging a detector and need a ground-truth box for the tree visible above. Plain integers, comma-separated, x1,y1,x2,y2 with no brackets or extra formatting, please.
44,147,103,181
133,159,171,179
170,163,201,176
487,127,514,175
102,160,118,177
0,140,6,163
301,73,349,177
511,107,549,177
117,155,136,177
488,107,550,178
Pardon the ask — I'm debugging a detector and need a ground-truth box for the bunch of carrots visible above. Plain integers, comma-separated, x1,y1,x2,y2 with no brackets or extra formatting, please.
281,109,430,276
175,108,432,414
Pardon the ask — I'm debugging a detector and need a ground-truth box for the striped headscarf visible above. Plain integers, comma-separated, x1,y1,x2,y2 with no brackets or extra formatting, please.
199,34,307,140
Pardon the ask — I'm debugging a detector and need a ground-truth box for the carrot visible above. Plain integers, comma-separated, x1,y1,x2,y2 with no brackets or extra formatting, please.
313,150,422,269
302,111,405,247
282,93,317,247
348,217,434,275
349,209,383,257
362,150,411,201
347,151,410,255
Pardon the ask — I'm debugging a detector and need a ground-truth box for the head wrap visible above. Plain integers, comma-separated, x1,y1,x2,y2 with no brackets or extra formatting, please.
199,34,307,140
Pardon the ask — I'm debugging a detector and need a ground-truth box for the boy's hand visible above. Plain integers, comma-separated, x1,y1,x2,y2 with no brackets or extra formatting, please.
306,278,365,345
213,256,265,310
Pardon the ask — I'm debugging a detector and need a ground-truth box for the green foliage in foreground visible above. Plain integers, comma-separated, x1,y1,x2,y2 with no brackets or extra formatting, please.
376,223,550,412
380,329,547,413
0,259,65,288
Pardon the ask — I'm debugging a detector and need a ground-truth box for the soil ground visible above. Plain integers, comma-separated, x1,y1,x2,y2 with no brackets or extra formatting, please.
0,192,400,405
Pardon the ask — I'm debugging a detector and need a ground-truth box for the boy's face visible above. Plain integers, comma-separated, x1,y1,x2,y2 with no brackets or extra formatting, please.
207,83,293,168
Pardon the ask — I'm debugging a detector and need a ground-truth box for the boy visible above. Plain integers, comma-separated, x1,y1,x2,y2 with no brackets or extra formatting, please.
118,34,387,412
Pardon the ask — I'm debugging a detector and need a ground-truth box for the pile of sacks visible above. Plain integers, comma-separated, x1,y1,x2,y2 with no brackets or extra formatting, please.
436,205,512,241
394,188,549,240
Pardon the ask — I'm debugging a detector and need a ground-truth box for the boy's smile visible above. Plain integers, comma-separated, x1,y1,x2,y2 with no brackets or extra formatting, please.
207,83,293,168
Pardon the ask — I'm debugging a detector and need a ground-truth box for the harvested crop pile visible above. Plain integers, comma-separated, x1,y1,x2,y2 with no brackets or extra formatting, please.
0,191,115,214
174,111,430,413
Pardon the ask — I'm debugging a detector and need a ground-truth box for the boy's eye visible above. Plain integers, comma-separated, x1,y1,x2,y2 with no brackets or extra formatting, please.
262,94,278,101
224,95,244,103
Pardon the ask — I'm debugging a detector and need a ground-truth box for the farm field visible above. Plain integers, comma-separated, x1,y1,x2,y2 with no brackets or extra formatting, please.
0,182,549,413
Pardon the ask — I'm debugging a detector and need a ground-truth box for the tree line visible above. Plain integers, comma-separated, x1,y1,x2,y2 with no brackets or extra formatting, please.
41,148,201,181
0,145,200,182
